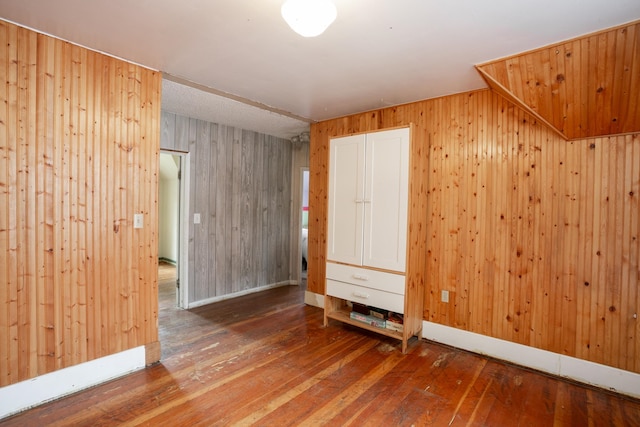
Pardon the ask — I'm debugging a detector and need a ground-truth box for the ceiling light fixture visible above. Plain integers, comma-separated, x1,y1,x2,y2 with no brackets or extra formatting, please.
281,0,337,37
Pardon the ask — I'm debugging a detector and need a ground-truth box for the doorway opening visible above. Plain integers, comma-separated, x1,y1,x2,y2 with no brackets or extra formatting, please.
158,151,190,309
300,168,309,287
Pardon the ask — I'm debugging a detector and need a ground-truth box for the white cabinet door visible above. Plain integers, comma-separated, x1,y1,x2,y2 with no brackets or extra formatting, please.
363,128,409,271
327,134,366,266
327,128,409,272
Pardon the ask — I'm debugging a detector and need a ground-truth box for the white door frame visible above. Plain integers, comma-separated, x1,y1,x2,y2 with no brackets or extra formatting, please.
177,152,190,309
160,150,190,309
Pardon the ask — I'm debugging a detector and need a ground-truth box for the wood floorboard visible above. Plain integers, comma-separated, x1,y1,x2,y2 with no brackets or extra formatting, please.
2,267,640,426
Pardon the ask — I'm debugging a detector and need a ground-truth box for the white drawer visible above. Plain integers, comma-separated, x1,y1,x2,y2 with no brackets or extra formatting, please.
326,263,405,295
327,280,405,314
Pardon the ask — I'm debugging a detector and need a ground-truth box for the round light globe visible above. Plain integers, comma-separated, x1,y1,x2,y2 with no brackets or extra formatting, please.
281,0,337,37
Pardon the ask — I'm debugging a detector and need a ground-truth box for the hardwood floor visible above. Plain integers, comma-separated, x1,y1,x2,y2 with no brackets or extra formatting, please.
2,271,640,426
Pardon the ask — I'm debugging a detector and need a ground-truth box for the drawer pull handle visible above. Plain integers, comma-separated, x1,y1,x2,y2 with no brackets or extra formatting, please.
352,291,370,299
352,274,369,281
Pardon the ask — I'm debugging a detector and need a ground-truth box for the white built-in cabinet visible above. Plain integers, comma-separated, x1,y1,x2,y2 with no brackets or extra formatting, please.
326,128,409,271
324,126,423,353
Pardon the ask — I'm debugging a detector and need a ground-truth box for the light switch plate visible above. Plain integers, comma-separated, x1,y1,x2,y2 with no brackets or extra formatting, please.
133,213,143,229
194,213,201,224
441,290,449,303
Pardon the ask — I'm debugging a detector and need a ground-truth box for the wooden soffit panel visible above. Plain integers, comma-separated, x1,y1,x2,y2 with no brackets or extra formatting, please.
476,20,640,140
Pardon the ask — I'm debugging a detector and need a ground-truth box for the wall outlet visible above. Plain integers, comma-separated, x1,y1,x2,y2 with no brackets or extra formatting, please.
441,290,449,303
133,213,143,229
193,213,201,224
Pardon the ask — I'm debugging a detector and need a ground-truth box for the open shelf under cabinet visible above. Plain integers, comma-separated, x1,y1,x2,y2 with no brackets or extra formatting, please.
323,296,414,353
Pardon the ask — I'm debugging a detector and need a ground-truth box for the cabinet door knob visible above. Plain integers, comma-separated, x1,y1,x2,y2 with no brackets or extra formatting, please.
352,291,370,299
352,274,369,281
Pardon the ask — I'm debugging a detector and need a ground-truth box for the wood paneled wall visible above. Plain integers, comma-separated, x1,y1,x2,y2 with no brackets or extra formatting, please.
0,21,161,387
160,112,293,303
477,20,640,140
309,89,640,373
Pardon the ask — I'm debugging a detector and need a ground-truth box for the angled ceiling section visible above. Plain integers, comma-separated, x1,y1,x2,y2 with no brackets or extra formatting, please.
476,20,640,141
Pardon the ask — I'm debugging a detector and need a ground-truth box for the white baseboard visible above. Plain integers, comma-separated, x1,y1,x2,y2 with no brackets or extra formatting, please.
187,281,292,309
423,321,640,399
0,346,146,420
304,291,324,308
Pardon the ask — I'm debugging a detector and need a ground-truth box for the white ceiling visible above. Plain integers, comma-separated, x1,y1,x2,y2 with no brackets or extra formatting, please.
1,0,639,139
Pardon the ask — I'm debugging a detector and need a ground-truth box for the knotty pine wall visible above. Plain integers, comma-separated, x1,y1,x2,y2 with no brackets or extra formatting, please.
0,21,161,387
308,89,640,373
477,20,640,141
160,112,293,303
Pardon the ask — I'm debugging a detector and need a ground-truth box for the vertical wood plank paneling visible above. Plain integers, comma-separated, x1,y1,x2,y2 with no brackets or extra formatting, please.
36,32,55,374
477,20,640,140
174,114,190,153
268,135,280,284
254,133,265,286
16,24,36,379
279,137,292,282
224,126,235,292
99,53,112,358
214,124,228,296
630,135,640,372
629,27,640,134
132,62,142,348
126,61,137,350
52,34,66,370
7,22,20,384
187,117,197,302
240,130,253,291
19,23,35,379
128,62,141,348
564,136,578,356
0,21,9,386
208,123,218,297
264,135,275,285
599,138,613,366
141,64,160,346
309,87,640,373
160,111,175,151
152,73,161,344
609,137,624,367
308,125,327,295
590,137,604,363
230,129,242,292
112,78,125,349
260,134,272,287
76,44,89,361
158,112,295,304
620,135,633,369
457,94,472,330
194,119,210,301
69,42,81,365
0,20,161,387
